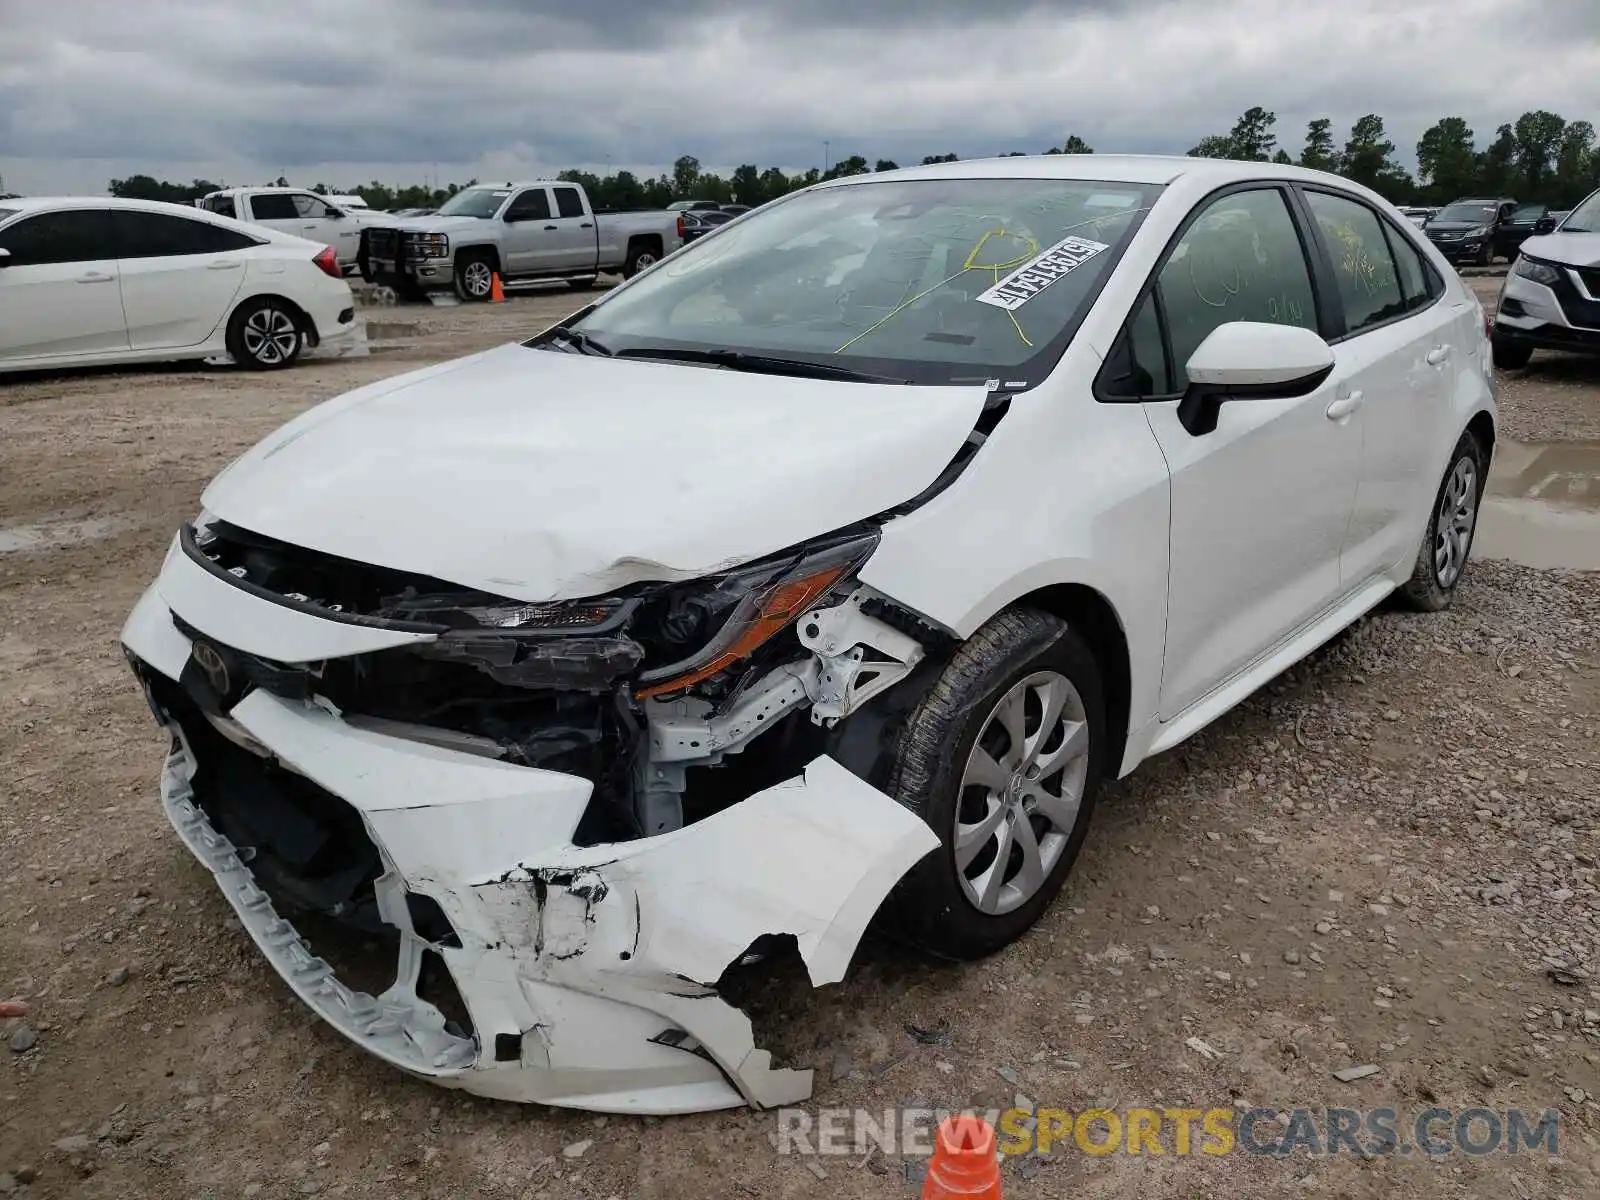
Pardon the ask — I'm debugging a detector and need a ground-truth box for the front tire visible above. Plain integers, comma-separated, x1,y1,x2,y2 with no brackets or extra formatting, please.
454,252,496,302
226,297,303,370
1398,430,1486,612
883,609,1105,960
1475,240,1493,267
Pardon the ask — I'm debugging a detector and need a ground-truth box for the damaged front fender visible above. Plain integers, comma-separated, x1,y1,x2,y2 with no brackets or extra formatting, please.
203,691,937,1112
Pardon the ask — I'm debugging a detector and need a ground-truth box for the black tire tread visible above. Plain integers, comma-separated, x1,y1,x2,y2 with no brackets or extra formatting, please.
1398,429,1486,612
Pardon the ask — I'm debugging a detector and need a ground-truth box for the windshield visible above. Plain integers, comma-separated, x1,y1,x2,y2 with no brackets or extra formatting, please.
567,176,1161,384
1561,190,1600,233
436,187,511,218
1434,203,1496,225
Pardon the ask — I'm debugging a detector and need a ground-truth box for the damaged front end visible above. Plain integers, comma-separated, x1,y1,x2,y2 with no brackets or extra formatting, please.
121,514,946,1112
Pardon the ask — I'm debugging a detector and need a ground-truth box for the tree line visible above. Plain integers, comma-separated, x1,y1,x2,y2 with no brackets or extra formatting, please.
102,111,1597,214
1186,107,1597,207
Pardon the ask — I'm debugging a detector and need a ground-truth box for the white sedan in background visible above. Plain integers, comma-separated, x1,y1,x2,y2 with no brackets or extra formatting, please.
0,197,357,375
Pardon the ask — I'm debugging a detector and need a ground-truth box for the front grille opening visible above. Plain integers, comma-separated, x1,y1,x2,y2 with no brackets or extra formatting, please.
406,892,461,948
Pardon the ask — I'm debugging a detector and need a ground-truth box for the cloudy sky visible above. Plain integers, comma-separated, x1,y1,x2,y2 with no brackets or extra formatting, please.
2,0,1597,194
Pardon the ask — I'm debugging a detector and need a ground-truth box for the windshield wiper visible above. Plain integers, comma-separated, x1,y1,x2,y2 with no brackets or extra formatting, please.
612,346,910,384
535,325,614,356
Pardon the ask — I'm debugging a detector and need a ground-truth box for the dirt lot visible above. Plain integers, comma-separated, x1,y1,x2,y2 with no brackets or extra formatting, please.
2,276,1598,1199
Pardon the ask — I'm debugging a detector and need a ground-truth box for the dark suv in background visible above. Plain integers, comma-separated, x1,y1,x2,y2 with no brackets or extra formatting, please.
1426,197,1517,265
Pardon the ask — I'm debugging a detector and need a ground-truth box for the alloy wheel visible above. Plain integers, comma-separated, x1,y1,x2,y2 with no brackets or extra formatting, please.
954,670,1091,916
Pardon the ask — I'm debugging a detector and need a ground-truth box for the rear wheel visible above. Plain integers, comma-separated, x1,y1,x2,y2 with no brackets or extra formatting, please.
1491,335,1532,370
1398,430,1486,612
622,242,660,279
227,297,303,370
454,252,496,302
882,609,1105,960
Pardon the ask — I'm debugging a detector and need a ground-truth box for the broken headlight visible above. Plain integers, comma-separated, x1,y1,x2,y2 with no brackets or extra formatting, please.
632,530,880,700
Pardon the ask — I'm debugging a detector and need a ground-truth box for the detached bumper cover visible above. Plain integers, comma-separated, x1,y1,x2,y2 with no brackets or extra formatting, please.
122,565,938,1114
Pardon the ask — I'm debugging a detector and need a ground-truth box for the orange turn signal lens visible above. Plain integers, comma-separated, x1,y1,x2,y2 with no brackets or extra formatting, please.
633,562,850,701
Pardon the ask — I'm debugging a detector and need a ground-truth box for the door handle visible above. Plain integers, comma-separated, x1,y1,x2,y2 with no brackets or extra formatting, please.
580,222,593,229
544,224,558,231
1325,391,1364,421
76,273,115,284
302,224,319,231
206,259,242,270
1426,345,1451,365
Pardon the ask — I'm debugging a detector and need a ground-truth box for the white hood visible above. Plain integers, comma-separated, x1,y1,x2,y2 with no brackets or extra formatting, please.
201,343,990,601
1519,231,1600,268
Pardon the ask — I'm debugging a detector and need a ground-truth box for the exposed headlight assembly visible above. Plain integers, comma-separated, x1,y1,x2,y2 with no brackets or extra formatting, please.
1512,255,1562,287
633,530,880,700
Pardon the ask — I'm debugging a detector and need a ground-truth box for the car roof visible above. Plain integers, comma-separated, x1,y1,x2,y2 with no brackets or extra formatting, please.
0,195,321,248
814,153,1374,190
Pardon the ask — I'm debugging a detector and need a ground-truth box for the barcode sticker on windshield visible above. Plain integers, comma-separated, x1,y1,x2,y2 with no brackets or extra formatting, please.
973,235,1110,311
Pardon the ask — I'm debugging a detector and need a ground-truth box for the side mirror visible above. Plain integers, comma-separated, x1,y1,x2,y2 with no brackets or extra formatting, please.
0,247,10,268
1534,217,1556,235
326,208,344,220
1178,322,1335,437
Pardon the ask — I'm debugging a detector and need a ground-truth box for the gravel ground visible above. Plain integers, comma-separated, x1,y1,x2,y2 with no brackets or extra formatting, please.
1,283,1597,1199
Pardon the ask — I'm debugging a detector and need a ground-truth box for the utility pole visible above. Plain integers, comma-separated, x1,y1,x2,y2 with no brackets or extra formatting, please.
824,140,830,173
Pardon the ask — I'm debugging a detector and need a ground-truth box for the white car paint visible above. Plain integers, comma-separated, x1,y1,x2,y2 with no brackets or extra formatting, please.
0,196,357,375
121,154,1494,1113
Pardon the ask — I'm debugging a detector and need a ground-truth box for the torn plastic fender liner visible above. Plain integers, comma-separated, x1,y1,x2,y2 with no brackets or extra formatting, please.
226,691,940,1110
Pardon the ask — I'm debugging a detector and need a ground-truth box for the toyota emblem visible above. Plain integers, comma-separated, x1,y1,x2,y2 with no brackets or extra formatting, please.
191,641,231,696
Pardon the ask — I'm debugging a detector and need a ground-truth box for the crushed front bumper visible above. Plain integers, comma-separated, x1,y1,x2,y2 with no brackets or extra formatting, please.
120,543,937,1113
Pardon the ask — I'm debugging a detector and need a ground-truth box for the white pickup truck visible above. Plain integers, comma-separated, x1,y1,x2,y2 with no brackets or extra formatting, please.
196,187,387,273
359,181,686,300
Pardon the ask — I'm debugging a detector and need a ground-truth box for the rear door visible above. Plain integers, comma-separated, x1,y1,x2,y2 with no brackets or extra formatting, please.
500,187,553,273
545,185,598,272
111,209,256,349
0,208,128,361
1297,188,1463,587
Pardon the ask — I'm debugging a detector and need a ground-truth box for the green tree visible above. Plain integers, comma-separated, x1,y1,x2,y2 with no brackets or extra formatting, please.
1062,134,1093,154
1187,135,1235,159
921,153,960,165
823,154,870,180
1512,110,1567,197
671,155,701,197
1188,106,1276,161
1553,121,1596,205
1228,106,1278,160
1477,124,1519,196
1415,117,1477,203
1299,118,1338,172
1340,114,1413,200
873,159,899,172
1271,149,1293,165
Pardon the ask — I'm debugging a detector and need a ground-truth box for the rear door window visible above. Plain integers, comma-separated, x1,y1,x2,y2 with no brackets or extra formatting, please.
1303,191,1407,335
552,187,586,219
112,210,260,257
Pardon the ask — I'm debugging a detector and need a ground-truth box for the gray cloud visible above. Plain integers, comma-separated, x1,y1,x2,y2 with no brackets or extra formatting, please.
1,0,1594,193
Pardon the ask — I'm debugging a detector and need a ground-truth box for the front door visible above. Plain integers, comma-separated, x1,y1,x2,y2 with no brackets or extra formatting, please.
500,187,554,274
1137,186,1366,718
0,208,129,362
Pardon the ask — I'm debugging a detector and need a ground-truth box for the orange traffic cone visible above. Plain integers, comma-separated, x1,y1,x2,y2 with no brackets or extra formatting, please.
923,1115,1002,1199
489,272,506,303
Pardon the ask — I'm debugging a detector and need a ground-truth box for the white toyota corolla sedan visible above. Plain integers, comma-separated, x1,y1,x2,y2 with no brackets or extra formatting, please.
0,196,357,374
120,155,1496,1114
